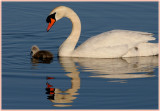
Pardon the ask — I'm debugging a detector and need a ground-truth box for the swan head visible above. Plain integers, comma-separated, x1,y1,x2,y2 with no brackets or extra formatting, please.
31,45,40,56
46,6,73,32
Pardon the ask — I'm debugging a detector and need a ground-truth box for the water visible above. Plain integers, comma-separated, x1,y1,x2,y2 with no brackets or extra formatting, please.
2,2,158,109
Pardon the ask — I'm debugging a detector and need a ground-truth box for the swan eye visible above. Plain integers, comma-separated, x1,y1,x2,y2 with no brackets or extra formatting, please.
46,13,56,23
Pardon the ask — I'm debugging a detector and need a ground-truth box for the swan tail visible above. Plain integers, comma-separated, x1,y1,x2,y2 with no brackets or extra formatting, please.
123,43,158,57
138,43,158,56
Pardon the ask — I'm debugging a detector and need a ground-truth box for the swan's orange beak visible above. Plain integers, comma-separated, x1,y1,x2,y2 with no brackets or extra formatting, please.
47,18,56,32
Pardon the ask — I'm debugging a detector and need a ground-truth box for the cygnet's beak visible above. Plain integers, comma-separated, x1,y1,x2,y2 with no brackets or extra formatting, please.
30,51,33,56
47,18,56,32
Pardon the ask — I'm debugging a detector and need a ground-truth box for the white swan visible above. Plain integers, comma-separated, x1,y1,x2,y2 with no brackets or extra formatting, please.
46,6,158,58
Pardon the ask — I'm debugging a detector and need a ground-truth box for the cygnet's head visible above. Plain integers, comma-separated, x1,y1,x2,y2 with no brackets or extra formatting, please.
31,45,40,56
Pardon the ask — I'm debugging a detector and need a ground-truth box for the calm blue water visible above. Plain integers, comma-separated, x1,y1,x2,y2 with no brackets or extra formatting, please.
2,2,158,109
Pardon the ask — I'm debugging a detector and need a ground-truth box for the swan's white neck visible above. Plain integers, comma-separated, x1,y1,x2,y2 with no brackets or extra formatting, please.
58,8,81,57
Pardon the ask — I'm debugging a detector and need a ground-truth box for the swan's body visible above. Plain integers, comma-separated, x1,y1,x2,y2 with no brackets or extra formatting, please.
46,6,158,58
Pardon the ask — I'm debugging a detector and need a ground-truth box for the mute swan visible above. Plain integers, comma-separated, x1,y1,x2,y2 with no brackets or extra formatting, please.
31,45,53,59
46,6,158,58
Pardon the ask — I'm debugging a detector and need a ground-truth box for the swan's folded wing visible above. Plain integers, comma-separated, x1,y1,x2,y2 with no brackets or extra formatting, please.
73,45,130,58
74,30,156,58
77,30,155,50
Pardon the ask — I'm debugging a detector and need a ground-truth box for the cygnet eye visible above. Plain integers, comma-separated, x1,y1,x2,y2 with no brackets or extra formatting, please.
32,47,37,51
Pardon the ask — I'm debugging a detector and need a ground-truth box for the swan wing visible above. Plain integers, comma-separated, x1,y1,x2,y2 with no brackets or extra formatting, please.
78,30,155,49
73,30,156,58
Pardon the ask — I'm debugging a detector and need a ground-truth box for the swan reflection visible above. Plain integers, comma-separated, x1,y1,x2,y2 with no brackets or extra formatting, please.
59,56,158,80
45,56,157,107
46,57,80,107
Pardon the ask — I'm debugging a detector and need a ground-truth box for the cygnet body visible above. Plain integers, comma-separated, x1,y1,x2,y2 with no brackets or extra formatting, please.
31,45,53,59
